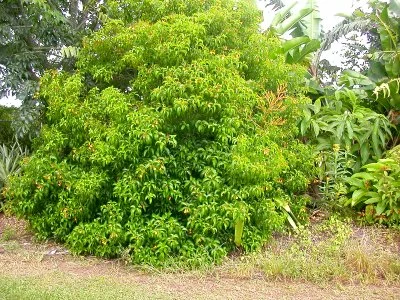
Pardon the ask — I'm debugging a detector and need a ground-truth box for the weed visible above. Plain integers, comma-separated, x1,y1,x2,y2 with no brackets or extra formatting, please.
0,225,17,242
3,240,21,252
220,216,400,283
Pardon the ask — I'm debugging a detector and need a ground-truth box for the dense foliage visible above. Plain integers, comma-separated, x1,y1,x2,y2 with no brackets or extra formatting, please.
346,145,400,226
0,0,104,101
297,0,400,226
0,105,16,145
6,0,315,265
301,88,393,169
0,0,110,143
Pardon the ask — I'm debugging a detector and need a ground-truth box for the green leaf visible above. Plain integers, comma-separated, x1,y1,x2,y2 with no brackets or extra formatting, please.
351,190,367,206
313,98,321,114
339,70,374,87
311,120,320,137
377,7,396,52
336,121,345,139
234,218,244,247
303,0,321,40
346,120,354,139
282,36,310,53
303,108,312,121
371,120,382,159
300,119,308,135
364,197,380,204
275,8,314,35
345,177,364,189
363,162,385,171
368,61,388,83
360,143,370,164
294,39,320,63
270,1,298,29
376,201,387,215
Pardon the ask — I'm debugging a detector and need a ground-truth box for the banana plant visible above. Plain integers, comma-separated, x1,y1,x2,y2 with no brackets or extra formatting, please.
369,0,400,113
337,1,400,114
265,0,322,65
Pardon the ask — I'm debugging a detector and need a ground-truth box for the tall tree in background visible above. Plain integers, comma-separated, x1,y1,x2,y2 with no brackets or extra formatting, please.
0,0,103,101
0,0,105,141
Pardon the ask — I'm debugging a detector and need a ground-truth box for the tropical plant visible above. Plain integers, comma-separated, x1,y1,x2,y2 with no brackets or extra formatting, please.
0,141,28,188
0,141,28,209
346,146,400,226
300,88,393,169
320,0,400,117
318,145,355,203
0,0,110,143
5,0,315,266
0,0,105,102
264,0,322,66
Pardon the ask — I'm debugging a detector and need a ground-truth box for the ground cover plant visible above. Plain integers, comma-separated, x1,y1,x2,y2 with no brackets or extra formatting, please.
5,0,315,266
346,145,400,226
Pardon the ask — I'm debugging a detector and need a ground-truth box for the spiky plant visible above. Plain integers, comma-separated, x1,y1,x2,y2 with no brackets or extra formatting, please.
0,141,29,189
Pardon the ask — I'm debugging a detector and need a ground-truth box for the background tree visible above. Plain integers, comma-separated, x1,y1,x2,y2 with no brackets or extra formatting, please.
0,0,105,141
0,0,104,101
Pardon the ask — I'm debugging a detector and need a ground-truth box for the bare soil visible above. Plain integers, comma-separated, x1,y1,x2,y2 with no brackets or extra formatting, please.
1,213,399,300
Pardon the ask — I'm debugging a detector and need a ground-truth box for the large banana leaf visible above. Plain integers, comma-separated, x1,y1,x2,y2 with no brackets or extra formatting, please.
389,0,400,17
267,0,322,65
377,7,397,52
282,36,310,53
284,38,320,64
302,0,321,40
295,39,320,63
270,1,298,29
275,7,314,35
375,6,400,77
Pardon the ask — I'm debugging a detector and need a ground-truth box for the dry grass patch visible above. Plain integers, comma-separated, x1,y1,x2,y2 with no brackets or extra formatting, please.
217,216,400,284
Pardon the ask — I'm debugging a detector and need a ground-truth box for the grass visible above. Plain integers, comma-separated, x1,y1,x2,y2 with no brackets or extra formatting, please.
218,216,400,284
0,225,17,241
0,274,170,300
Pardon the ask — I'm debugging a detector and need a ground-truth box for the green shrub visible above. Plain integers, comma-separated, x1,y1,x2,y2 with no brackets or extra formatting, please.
300,87,394,207
6,0,315,266
300,89,393,170
346,145,400,226
317,145,355,204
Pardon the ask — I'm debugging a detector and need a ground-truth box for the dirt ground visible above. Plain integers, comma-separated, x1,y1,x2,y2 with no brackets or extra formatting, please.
1,213,399,300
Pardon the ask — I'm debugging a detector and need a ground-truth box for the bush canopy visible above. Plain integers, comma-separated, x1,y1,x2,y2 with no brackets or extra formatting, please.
7,0,315,266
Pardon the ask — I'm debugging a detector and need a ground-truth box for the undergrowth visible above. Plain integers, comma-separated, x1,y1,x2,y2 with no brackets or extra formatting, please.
219,216,400,283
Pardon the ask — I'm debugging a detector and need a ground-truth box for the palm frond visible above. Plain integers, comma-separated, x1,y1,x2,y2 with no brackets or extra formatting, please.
264,0,286,11
312,18,373,77
320,19,372,52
